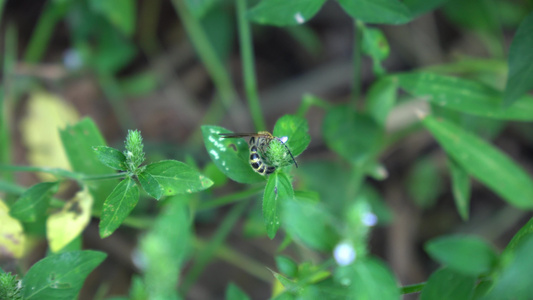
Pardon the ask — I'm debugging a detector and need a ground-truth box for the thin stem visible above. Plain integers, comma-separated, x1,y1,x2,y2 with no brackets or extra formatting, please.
0,164,126,182
24,1,70,63
0,0,5,24
92,210,154,229
181,201,249,294
236,0,266,131
352,20,364,108
1,24,16,183
401,282,425,294
195,238,272,283
197,185,263,211
171,0,238,111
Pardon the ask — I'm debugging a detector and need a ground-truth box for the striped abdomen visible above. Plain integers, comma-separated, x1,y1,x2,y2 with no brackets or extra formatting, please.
249,137,276,175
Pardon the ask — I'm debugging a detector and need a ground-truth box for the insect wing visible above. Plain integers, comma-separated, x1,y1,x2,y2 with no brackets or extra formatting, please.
218,133,260,139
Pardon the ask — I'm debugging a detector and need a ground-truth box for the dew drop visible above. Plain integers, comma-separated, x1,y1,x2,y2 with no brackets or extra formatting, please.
294,12,305,24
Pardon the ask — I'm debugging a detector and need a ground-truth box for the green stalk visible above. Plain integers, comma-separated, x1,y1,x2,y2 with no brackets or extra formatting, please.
24,0,70,63
1,24,16,183
0,164,126,182
0,0,6,26
195,238,272,282
352,20,364,108
197,185,263,211
170,0,238,111
236,0,266,131
181,201,248,294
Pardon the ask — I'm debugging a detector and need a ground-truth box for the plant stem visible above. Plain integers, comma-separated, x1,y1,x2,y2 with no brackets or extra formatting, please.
24,1,70,63
236,0,266,131
181,200,249,294
0,0,5,25
1,24,16,183
352,20,364,108
171,0,238,111
197,185,263,211
195,238,272,282
401,282,425,294
0,164,126,182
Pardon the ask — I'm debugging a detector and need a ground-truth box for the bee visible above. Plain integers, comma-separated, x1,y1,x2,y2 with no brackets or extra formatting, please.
219,131,298,175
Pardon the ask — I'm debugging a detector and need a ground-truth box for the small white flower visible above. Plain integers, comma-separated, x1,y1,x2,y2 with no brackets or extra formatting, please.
279,136,289,144
333,242,356,266
362,212,378,227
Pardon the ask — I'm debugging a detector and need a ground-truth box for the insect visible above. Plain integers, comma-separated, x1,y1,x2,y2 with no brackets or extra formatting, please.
219,131,298,175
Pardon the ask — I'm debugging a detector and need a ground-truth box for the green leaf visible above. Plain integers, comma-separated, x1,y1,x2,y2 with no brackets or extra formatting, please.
140,196,191,300
443,0,498,31
481,234,533,300
296,161,350,215
504,11,533,106
201,125,265,184
282,197,339,251
202,9,234,61
247,0,327,26
137,171,164,200
361,26,390,76
334,257,400,300
503,216,533,256
420,268,476,300
273,114,311,157
185,0,219,18
448,157,471,221
10,182,59,222
322,106,384,164
202,161,228,188
89,0,135,36
225,283,251,300
140,160,213,198
425,235,498,276
92,28,137,73
263,172,294,239
22,250,106,299
60,118,117,209
398,72,533,121
92,146,126,170
271,269,296,289
119,72,159,97
99,177,140,238
359,185,393,225
337,0,412,24
403,0,448,17
422,115,533,209
275,255,299,278
406,157,443,208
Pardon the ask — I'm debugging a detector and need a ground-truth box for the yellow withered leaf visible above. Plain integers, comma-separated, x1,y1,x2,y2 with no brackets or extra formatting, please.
20,92,79,180
0,199,26,258
47,188,93,252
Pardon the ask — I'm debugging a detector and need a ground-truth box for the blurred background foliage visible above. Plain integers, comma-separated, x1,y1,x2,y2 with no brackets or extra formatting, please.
1,0,533,299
